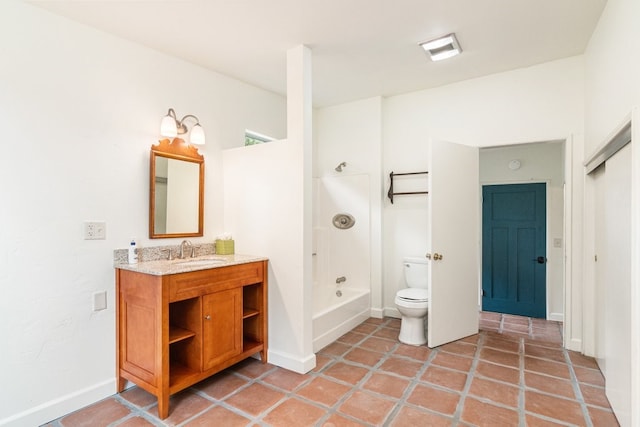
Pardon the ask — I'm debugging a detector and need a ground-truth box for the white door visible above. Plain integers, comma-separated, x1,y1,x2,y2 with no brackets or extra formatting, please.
427,139,479,347
601,144,632,426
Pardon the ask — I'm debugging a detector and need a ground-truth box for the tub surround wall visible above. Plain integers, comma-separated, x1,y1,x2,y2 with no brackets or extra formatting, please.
313,97,383,317
311,174,371,350
312,175,371,293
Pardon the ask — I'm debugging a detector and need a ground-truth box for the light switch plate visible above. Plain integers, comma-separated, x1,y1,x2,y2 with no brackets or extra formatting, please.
84,221,106,240
93,291,107,311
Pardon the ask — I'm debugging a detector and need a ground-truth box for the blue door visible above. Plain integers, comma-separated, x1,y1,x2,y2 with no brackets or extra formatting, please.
482,183,546,318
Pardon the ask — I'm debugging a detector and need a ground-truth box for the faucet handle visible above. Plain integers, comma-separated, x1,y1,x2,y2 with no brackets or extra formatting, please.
191,246,196,258
165,249,173,260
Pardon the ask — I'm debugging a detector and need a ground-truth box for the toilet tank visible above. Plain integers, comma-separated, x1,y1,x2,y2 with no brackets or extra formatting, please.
403,257,428,289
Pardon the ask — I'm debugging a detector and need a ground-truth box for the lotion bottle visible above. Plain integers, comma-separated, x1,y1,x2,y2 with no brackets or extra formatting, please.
128,238,138,264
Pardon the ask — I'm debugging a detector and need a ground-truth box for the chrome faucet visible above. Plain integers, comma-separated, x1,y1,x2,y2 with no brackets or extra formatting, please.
179,240,194,259
336,276,346,285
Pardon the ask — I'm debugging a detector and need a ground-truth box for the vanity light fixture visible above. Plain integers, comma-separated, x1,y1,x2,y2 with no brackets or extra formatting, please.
160,108,206,145
419,33,462,61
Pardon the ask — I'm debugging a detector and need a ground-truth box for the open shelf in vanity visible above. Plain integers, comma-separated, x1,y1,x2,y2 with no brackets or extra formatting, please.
115,258,268,419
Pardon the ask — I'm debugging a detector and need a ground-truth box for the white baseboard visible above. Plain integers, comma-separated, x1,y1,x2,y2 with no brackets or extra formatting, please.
0,379,115,427
549,312,564,322
267,349,316,374
567,337,582,352
369,307,384,319
383,307,401,319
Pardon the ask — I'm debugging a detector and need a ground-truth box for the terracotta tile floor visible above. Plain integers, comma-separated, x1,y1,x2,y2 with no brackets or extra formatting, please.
45,312,620,426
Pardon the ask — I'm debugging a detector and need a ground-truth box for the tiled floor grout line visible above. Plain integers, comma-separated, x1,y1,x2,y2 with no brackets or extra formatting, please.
350,319,407,426
349,325,402,426
277,346,364,427
451,331,483,426
381,337,437,425
142,363,286,426
179,377,262,426
518,336,526,427
362,319,460,425
111,393,166,426
313,319,400,426
49,315,620,427
202,367,282,426
257,380,320,426
565,347,595,427
345,320,406,426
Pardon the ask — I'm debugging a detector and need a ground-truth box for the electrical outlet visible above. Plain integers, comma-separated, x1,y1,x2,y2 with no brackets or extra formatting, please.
553,238,562,248
93,291,107,311
84,221,106,240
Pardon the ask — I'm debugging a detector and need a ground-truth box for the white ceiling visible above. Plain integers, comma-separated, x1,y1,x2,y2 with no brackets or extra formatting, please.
28,0,606,107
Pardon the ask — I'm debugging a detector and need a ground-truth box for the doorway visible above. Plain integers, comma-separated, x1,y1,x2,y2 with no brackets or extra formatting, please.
482,183,546,318
479,141,565,322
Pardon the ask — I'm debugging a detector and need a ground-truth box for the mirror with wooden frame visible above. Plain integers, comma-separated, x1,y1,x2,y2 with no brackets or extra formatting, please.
150,138,204,238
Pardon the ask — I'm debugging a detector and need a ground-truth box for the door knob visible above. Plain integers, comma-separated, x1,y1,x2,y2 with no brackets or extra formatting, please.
425,253,432,260
536,256,546,264
204,315,211,320
433,253,443,261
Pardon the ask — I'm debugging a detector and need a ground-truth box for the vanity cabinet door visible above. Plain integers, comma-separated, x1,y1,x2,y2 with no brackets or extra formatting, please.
202,288,243,370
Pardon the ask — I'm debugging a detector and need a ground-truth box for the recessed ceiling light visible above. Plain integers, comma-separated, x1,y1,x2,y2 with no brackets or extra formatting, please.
419,33,462,61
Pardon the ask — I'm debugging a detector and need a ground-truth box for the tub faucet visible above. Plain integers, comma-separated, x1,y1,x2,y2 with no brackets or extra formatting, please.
336,276,346,286
179,240,194,259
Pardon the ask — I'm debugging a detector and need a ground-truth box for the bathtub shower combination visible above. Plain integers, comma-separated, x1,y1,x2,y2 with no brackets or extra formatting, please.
312,174,371,352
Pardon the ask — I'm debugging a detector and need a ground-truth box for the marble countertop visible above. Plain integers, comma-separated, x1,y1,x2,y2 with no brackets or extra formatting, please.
114,253,267,276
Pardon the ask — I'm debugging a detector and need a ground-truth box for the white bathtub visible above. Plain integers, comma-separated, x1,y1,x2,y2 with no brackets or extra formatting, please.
312,286,371,352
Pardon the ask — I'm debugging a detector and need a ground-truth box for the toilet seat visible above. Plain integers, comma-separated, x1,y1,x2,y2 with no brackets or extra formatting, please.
396,288,428,302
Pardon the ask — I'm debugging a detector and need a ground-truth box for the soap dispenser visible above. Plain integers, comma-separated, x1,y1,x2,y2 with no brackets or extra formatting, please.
128,238,138,264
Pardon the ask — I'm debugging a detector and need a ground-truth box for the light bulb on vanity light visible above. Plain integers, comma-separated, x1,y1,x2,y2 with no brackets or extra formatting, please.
189,123,206,145
160,109,178,137
159,108,206,145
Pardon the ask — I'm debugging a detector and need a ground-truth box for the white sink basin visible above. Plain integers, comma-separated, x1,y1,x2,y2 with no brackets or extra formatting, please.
174,257,226,267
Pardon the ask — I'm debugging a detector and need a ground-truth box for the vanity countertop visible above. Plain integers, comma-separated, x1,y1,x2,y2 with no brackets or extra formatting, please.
115,254,268,276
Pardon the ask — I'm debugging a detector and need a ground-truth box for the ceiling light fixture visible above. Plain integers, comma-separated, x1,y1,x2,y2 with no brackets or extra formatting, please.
420,33,462,61
160,108,206,145
508,159,522,170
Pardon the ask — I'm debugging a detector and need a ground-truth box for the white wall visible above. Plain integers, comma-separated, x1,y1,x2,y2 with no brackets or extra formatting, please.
584,0,640,154
223,139,314,372
479,142,565,320
381,57,585,337
0,2,286,425
222,46,315,374
314,97,383,314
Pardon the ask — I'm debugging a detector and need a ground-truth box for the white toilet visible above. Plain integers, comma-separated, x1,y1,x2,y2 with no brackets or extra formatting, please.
395,257,429,345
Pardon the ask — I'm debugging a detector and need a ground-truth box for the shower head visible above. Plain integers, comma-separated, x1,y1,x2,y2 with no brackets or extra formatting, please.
335,162,347,172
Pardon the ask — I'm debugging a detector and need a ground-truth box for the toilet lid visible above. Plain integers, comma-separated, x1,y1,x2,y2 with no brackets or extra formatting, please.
397,288,428,301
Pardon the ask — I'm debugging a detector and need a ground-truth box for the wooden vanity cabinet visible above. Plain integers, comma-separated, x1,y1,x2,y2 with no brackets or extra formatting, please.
115,260,268,419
